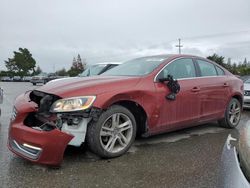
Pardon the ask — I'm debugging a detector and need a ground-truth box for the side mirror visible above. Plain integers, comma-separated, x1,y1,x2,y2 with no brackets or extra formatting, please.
159,75,180,100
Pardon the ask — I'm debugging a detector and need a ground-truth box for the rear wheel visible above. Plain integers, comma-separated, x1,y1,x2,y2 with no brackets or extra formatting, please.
32,83,36,86
87,105,136,158
218,98,241,128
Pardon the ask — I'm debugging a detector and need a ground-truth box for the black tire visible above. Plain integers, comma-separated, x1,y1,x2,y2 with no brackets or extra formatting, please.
218,98,241,128
32,83,36,86
86,105,137,158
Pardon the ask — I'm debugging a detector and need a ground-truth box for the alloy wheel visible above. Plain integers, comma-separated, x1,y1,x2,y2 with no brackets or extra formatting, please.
228,100,241,126
100,113,133,153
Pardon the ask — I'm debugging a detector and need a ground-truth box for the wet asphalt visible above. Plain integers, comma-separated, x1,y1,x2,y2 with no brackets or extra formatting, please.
0,82,249,188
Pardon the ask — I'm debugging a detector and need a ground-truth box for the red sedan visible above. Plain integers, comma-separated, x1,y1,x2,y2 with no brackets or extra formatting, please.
8,54,243,166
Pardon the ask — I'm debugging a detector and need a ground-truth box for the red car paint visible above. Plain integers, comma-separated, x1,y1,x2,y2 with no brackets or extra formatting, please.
8,92,73,166
8,54,243,165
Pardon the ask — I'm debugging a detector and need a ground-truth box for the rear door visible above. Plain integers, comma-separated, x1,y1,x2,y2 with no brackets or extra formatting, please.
194,59,230,121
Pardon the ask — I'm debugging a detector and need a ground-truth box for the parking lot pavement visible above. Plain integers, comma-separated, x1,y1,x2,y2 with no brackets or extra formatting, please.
0,82,248,188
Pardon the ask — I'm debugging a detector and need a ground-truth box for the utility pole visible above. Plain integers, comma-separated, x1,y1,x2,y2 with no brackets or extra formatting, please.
175,38,183,54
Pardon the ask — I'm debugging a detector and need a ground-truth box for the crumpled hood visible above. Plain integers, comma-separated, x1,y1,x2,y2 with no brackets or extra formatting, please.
36,76,141,98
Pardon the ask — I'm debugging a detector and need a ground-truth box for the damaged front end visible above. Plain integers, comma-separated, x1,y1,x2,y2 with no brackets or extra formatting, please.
8,90,101,166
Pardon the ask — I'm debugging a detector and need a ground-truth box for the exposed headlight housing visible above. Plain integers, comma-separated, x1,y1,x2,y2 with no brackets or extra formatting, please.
50,96,96,113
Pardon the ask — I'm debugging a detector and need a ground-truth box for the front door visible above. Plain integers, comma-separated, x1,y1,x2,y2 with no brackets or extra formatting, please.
154,58,201,131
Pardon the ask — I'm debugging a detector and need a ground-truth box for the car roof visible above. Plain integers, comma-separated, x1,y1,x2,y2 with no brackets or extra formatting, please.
94,55,207,66
95,62,122,65
131,54,208,61
152,54,206,59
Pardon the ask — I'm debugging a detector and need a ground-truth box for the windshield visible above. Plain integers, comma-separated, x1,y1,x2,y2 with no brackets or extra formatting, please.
80,64,107,77
103,57,168,76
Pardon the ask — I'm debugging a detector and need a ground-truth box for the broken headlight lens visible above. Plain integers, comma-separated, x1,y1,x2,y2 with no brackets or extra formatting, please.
50,96,96,113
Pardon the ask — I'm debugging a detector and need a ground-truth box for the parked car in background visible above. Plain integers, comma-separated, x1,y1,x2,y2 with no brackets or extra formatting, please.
30,73,48,85
240,75,250,82
31,73,68,85
22,76,32,82
218,124,250,188
44,73,68,84
79,62,122,77
0,87,3,116
243,78,250,108
1,76,13,82
13,76,22,82
8,54,243,166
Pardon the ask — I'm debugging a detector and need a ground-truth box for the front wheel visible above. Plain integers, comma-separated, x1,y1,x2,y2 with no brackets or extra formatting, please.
218,98,241,128
87,105,136,158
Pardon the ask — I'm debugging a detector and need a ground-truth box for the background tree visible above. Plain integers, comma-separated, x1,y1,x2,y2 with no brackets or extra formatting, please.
5,48,36,76
68,55,85,76
0,70,15,77
207,53,225,67
243,58,248,67
77,54,87,70
33,66,42,75
206,54,250,76
56,68,68,76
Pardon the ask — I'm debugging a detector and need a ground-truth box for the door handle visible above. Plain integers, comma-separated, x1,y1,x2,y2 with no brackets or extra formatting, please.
191,87,200,92
223,83,229,87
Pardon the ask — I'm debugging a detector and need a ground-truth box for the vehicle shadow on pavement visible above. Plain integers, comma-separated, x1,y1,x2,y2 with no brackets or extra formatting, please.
61,122,230,165
64,145,101,163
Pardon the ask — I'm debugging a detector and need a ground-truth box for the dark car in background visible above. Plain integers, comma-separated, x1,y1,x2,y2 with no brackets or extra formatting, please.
79,62,122,77
30,73,65,85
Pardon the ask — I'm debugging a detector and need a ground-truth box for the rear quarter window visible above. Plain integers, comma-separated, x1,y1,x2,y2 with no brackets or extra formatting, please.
215,66,225,76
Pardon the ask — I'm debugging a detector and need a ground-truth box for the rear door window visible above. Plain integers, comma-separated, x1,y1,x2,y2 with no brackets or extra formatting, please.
197,60,217,77
215,66,225,76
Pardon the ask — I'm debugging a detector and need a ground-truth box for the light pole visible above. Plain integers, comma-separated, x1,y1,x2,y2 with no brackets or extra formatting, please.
175,38,183,54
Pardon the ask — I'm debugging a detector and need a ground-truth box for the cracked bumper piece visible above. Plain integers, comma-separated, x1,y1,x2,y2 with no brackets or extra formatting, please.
8,122,74,166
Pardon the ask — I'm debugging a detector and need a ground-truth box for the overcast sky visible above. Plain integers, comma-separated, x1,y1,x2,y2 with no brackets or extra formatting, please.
1,0,250,72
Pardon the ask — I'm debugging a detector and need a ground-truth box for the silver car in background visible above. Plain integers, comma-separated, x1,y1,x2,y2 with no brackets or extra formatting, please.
243,79,250,108
79,62,122,77
219,124,250,188
0,87,3,116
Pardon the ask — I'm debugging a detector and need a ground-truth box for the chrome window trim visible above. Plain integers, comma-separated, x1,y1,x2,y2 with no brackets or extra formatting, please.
154,57,227,82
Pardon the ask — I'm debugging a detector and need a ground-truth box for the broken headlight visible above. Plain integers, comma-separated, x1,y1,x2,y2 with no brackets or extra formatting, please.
50,96,96,113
